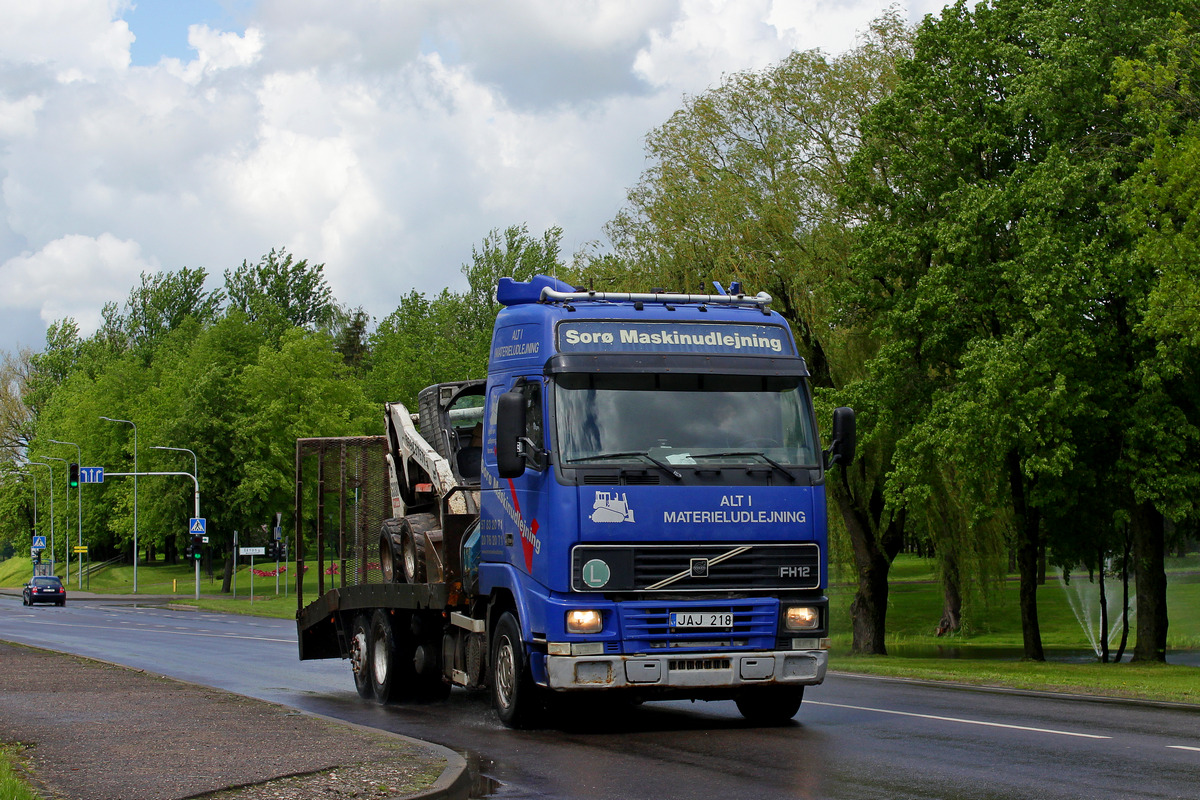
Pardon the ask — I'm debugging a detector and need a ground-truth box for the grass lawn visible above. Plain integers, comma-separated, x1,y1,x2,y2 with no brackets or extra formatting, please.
0,553,316,619
832,657,1199,705
829,553,1200,652
0,745,39,800
3,551,1198,703
827,553,1200,705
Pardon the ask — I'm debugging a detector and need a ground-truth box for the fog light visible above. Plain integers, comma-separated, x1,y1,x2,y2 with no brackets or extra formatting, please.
785,606,819,631
566,609,603,634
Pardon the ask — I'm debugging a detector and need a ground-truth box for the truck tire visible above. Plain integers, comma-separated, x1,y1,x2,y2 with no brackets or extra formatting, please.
490,611,542,728
349,615,373,699
370,609,411,704
734,686,804,725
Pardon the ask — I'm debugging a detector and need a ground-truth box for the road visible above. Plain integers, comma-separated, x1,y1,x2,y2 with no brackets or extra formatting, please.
2,594,1198,799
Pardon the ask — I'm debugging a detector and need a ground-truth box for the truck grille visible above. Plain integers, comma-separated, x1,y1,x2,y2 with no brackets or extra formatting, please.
571,543,820,592
621,600,778,653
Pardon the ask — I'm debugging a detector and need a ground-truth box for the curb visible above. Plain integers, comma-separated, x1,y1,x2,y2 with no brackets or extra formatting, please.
404,741,471,800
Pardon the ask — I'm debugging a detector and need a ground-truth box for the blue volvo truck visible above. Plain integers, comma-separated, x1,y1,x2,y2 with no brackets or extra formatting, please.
295,275,855,727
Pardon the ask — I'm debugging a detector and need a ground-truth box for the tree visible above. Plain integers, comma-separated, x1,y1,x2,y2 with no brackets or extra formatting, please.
117,267,224,354
0,348,36,463
225,249,337,342
596,11,913,653
845,0,1188,660
1112,11,1200,660
232,328,377,529
333,307,372,374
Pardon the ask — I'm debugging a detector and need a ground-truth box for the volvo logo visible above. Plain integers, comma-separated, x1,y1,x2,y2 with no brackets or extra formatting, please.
690,558,709,578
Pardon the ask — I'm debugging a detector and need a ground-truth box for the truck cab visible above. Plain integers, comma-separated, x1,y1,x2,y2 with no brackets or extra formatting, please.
478,275,854,724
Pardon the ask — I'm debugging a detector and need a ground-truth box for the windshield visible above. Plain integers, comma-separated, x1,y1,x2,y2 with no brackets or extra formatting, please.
32,577,61,587
555,372,819,467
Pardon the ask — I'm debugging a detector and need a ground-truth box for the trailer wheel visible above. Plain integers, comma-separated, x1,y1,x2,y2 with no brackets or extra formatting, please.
490,611,541,728
734,687,804,725
349,615,373,699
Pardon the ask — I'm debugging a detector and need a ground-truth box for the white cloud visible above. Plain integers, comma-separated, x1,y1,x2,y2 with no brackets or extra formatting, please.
163,25,264,85
0,234,159,332
0,1,949,351
0,0,135,80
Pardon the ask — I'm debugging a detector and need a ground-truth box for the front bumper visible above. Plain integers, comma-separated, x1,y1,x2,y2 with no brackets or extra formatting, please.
545,648,827,691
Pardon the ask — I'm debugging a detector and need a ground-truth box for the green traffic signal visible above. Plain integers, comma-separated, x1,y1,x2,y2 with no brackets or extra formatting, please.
69,463,79,488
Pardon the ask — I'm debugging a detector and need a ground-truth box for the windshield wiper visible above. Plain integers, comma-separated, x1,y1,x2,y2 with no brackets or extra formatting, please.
565,451,682,480
689,450,796,482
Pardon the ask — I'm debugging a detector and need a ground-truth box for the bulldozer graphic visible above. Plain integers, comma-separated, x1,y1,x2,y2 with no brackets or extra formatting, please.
591,491,635,523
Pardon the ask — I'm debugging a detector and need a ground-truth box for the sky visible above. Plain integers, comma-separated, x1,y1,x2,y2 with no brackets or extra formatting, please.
0,0,948,354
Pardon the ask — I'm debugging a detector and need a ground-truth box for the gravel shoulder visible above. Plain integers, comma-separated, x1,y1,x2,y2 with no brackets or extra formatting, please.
0,641,465,800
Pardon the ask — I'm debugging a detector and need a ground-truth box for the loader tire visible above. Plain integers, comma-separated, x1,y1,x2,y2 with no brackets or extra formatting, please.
400,514,437,584
379,519,404,584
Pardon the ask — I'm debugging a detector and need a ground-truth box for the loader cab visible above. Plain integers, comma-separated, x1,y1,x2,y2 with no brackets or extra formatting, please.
417,380,487,485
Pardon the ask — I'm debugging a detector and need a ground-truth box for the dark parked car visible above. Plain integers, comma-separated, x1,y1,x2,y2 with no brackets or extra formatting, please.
22,576,66,606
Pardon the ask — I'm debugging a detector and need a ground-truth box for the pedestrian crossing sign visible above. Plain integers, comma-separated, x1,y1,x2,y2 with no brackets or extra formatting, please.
189,518,206,534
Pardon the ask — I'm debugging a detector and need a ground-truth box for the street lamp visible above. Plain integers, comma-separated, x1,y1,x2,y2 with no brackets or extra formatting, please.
27,461,55,574
21,470,39,574
100,416,138,593
49,439,84,588
152,445,202,599
44,455,71,586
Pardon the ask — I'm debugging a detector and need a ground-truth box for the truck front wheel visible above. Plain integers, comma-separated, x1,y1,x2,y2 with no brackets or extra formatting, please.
490,611,541,728
349,615,373,699
734,686,804,725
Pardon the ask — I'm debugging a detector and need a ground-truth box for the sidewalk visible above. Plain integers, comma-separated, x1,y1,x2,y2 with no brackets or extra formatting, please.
0,641,469,800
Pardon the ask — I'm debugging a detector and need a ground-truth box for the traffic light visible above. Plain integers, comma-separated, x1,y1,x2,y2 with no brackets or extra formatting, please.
32,550,41,566
265,541,278,560
69,463,79,488
191,535,203,560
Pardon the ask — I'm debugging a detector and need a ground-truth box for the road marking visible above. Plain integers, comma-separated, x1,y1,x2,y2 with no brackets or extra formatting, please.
1168,746,1200,752
808,701,1111,739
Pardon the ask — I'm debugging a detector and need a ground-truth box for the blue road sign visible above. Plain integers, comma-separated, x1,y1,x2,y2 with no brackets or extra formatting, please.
189,518,206,534
32,535,46,549
79,467,104,484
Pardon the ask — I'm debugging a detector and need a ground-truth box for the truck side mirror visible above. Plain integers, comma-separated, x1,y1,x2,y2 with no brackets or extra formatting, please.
824,406,856,468
496,390,527,478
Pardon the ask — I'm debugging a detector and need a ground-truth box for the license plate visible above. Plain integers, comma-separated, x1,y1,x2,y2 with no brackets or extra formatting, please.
669,611,733,629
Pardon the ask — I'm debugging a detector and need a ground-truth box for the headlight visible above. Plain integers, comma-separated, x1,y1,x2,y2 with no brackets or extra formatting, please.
566,609,603,634
785,606,819,631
